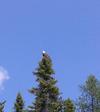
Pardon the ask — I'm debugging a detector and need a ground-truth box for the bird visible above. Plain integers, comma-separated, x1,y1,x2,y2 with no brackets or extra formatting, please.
42,50,47,57
42,51,51,61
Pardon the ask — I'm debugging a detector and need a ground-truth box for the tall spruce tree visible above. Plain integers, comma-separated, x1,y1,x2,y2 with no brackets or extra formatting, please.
64,98,75,112
0,101,5,112
14,93,24,112
29,51,61,112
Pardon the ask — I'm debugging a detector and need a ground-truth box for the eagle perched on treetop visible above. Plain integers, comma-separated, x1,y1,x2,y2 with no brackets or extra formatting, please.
42,51,51,61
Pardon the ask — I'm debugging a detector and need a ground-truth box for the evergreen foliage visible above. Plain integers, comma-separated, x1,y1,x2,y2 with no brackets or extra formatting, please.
0,101,5,112
64,98,75,112
14,93,24,112
1,53,100,112
29,52,61,112
76,75,100,112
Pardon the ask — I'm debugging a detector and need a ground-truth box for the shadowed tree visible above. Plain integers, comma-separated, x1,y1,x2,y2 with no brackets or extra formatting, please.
64,98,75,112
0,101,6,112
14,93,24,112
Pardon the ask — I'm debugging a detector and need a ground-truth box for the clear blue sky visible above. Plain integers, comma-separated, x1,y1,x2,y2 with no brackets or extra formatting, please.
0,0,100,111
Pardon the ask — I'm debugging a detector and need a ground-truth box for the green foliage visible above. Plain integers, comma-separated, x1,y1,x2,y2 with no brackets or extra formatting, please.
0,101,5,112
14,93,24,112
2,53,100,112
29,52,61,112
76,75,100,112
64,98,75,112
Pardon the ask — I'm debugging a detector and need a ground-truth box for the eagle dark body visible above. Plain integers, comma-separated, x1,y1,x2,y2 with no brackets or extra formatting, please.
42,51,51,62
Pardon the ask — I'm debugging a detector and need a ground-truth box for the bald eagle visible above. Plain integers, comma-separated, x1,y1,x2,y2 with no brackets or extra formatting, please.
42,51,51,61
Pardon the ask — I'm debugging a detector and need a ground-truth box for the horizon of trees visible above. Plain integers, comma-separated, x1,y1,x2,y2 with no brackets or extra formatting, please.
0,52,100,112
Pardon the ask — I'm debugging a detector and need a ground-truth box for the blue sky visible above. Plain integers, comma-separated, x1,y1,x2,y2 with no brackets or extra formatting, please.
0,0,100,111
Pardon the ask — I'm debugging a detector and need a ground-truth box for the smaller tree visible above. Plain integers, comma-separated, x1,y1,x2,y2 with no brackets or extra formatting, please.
76,75,100,112
0,101,6,112
64,98,75,112
14,93,24,112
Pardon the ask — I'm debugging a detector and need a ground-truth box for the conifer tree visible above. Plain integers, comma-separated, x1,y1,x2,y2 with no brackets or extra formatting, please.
64,98,75,112
14,93,24,112
76,75,100,112
0,101,5,112
29,51,61,112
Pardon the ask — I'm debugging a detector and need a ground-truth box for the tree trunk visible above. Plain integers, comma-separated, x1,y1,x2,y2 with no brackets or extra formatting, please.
91,97,94,112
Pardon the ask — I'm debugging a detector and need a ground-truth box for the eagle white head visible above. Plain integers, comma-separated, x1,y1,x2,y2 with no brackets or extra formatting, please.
42,50,46,54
